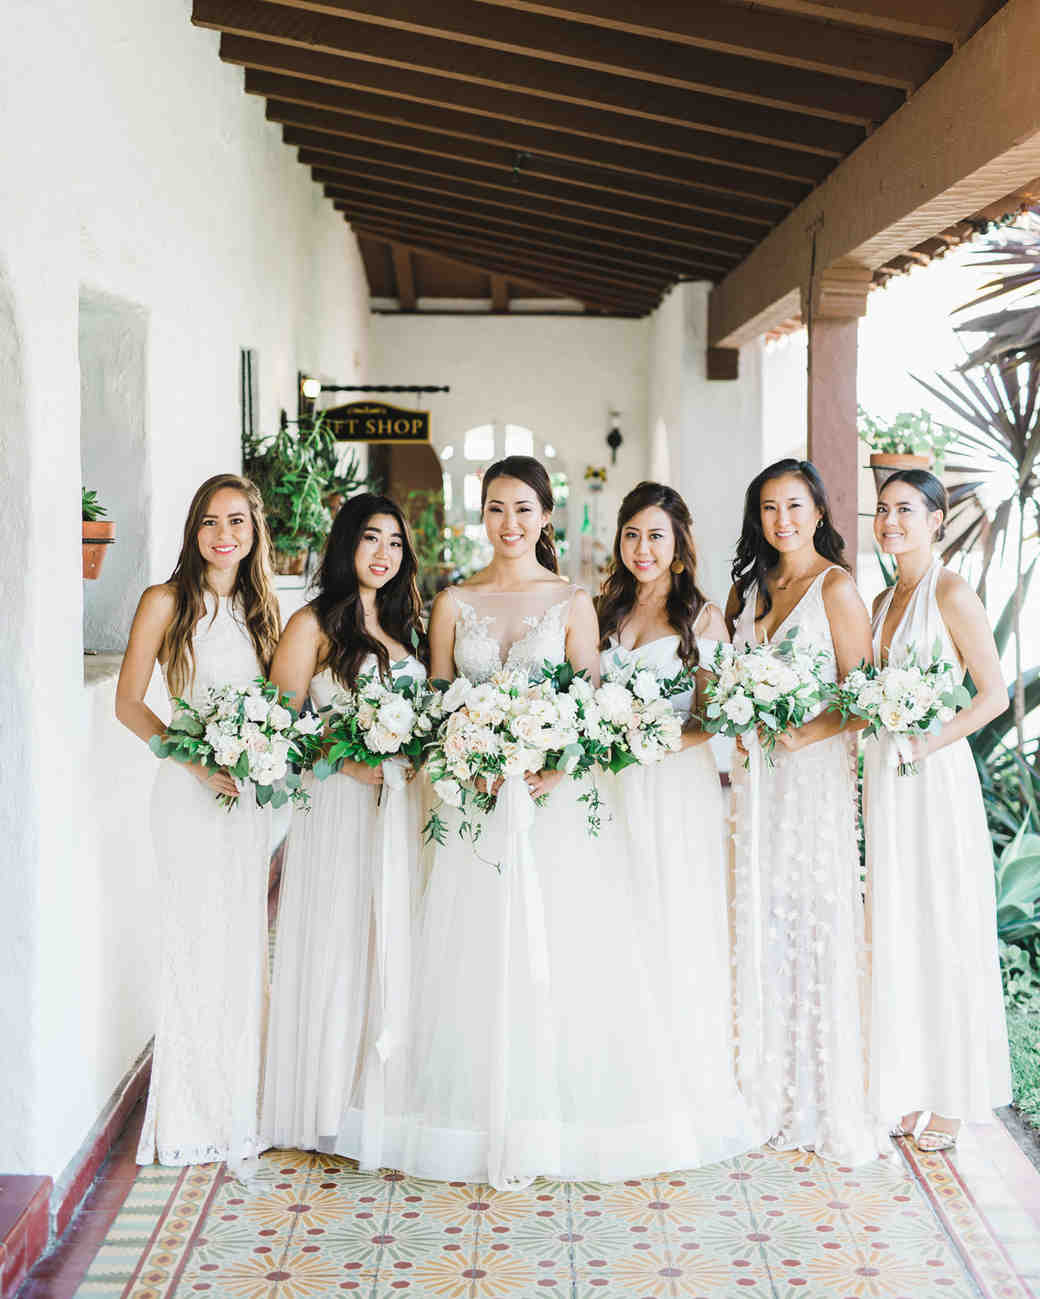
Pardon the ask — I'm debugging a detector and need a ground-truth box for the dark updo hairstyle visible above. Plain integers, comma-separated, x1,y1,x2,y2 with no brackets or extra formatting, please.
731,457,849,621
480,455,559,573
879,468,948,541
310,492,426,689
596,481,709,669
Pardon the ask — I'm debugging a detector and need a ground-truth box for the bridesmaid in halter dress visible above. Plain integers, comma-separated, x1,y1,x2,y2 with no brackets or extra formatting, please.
866,469,1010,1152
726,458,878,1165
116,474,281,1175
262,494,427,1168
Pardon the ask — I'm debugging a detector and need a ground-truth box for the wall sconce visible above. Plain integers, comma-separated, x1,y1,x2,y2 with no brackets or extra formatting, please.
606,410,623,465
298,371,321,421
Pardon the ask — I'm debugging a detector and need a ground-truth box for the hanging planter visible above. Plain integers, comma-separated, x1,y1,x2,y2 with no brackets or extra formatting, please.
867,450,932,493
82,488,115,580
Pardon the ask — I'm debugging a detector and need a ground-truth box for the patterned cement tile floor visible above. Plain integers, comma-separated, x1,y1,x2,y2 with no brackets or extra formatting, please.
19,1107,1040,1299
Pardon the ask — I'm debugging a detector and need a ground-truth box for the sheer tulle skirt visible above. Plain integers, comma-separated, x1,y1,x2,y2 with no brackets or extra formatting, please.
732,735,879,1165
865,736,1010,1123
340,777,722,1186
138,761,271,1170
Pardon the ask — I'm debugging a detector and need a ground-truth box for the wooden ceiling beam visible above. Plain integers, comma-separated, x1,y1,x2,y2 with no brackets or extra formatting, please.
391,244,417,309
194,2,865,154
239,60,836,181
328,192,737,275
354,222,667,299
298,146,780,233
356,230,659,313
469,0,948,88
310,164,757,251
238,50,830,185
283,124,798,212
251,0,903,122
490,275,510,313
335,209,671,291
719,0,1003,44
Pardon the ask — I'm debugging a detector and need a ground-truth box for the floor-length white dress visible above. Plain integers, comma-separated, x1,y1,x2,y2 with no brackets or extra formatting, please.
138,592,271,1172
865,558,1010,1124
732,568,877,1164
263,654,426,1163
344,585,715,1189
601,607,763,1166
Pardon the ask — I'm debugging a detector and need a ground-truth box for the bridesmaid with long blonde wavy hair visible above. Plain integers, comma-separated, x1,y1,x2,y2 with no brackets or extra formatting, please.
116,473,281,1175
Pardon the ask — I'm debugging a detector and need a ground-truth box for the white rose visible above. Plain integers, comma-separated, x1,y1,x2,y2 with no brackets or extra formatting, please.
632,670,661,702
205,721,227,748
722,694,754,726
753,681,780,704
501,741,540,776
627,729,660,764
242,721,268,752
845,670,868,693
938,706,955,723
295,713,323,735
596,682,635,726
469,726,500,757
717,665,740,692
379,696,415,735
214,740,244,768
433,777,464,808
512,713,544,745
442,678,473,713
555,694,579,725
879,701,908,732
367,722,399,753
243,694,270,723
443,731,468,761
859,684,884,709
268,703,292,731
569,676,594,702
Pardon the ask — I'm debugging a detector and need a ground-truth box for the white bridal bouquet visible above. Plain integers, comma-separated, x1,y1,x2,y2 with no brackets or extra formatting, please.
832,641,970,775
312,661,442,786
700,628,829,763
593,652,695,770
423,664,600,852
149,677,324,809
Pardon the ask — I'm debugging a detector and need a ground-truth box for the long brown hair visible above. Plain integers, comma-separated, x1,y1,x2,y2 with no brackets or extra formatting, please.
480,455,559,573
731,458,848,621
312,492,426,689
161,473,281,697
596,481,708,668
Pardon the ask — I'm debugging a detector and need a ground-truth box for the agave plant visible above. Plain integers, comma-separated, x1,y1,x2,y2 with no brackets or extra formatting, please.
953,213,1040,369
914,358,1040,752
995,817,1040,946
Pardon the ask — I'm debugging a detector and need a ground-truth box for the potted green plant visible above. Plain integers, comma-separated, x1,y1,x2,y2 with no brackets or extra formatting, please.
243,414,364,575
403,489,478,604
858,407,959,491
82,487,115,580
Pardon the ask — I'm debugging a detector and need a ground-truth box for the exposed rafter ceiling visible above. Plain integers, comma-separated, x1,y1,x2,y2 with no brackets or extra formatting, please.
192,0,1006,316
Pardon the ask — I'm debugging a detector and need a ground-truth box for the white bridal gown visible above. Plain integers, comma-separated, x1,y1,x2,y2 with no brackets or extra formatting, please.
138,592,271,1173
602,606,763,1165
865,558,1010,1124
264,653,426,1164
732,568,877,1164
347,584,711,1189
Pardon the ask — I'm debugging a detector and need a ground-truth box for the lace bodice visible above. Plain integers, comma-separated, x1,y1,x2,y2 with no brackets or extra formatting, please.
733,567,841,686
165,592,262,706
449,585,575,682
309,653,427,709
601,605,724,717
872,557,960,673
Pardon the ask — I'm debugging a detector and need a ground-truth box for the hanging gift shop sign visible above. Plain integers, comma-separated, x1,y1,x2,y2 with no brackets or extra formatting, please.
323,400,430,443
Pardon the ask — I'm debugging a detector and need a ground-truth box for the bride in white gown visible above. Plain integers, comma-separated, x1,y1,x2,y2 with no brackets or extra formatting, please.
597,482,763,1165
342,456,710,1189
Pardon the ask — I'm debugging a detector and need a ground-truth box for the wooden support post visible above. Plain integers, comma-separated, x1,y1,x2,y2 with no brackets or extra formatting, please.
802,261,871,569
707,346,739,381
391,244,417,311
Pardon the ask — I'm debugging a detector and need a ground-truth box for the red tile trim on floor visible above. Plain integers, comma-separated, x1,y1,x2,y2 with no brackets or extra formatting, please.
53,1053,152,1240
0,1176,52,1299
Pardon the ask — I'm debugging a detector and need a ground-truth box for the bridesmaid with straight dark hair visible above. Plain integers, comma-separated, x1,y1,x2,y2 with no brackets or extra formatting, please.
726,457,877,1164
866,468,1010,1151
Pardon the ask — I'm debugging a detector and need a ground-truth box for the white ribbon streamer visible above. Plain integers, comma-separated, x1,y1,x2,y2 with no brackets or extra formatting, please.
488,774,551,1191
358,756,411,1171
739,730,765,1091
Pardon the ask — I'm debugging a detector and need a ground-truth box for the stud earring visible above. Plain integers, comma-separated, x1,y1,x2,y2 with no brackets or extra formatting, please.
671,560,685,574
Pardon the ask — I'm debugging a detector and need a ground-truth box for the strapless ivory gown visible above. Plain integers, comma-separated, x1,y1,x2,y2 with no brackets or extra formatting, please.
263,653,426,1165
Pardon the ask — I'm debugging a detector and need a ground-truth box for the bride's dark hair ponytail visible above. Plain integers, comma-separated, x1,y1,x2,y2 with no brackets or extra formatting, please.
481,455,559,574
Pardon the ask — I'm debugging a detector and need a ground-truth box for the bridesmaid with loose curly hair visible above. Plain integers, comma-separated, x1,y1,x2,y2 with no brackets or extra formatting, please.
116,473,281,1175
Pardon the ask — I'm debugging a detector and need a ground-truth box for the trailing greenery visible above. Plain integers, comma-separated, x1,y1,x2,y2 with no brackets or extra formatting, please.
82,487,107,522
858,406,959,469
242,414,365,556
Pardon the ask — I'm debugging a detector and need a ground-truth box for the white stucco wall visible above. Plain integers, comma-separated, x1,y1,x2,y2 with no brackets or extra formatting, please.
0,0,368,1180
367,313,652,581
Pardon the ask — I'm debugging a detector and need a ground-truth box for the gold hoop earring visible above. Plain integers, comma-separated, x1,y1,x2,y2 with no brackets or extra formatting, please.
671,560,685,575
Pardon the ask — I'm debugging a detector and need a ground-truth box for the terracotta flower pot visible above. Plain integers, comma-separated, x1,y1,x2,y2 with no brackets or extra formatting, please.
273,547,308,576
82,520,115,580
869,451,932,494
